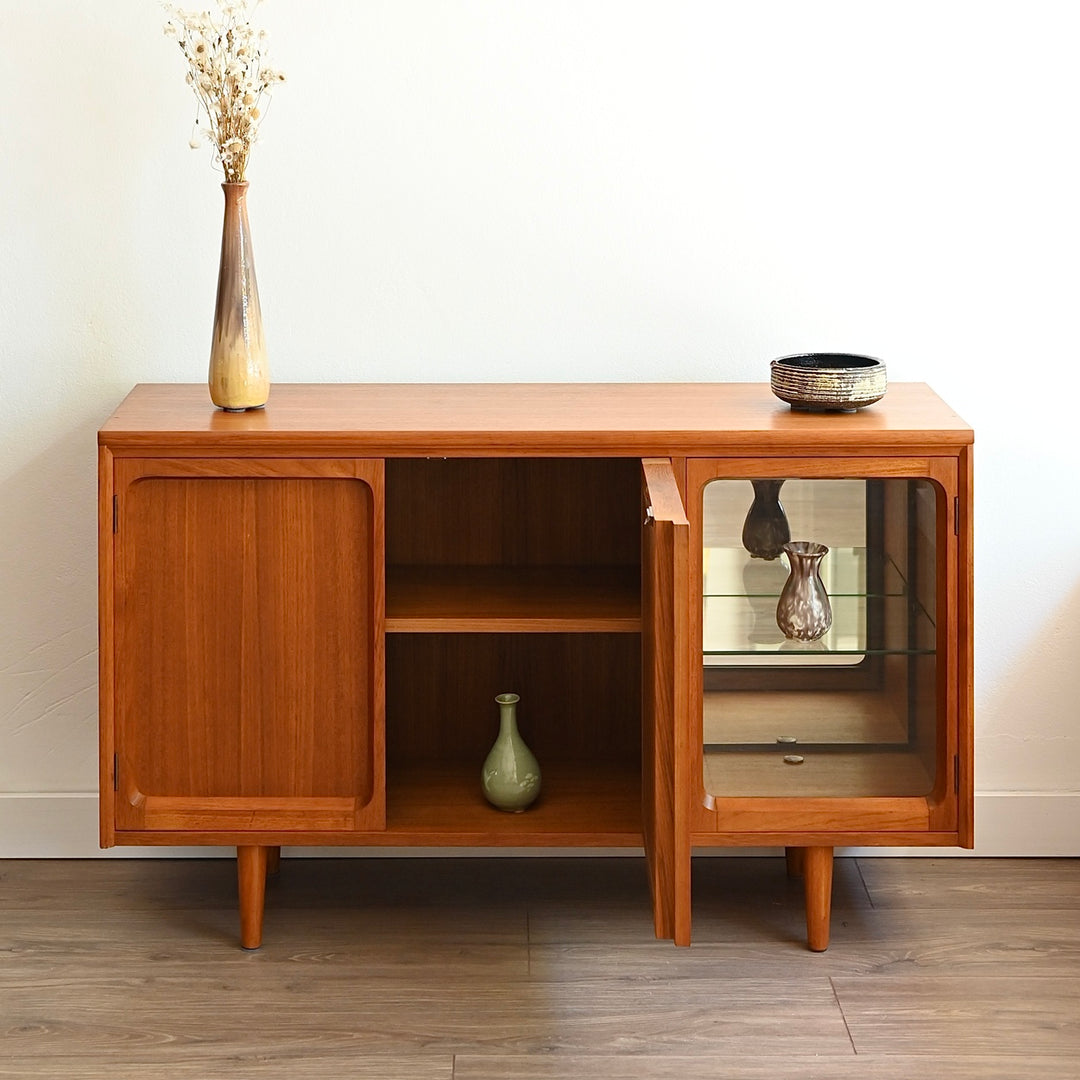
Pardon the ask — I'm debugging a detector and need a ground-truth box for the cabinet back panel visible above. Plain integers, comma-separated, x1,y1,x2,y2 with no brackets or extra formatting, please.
386,634,641,763
116,476,376,801
386,458,640,567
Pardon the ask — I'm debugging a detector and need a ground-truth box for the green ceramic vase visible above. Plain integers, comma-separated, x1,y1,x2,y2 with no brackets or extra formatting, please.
481,693,541,812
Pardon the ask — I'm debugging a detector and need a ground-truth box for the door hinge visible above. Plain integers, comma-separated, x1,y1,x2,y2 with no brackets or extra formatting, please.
953,497,960,536
112,494,118,534
113,753,119,791
954,754,960,794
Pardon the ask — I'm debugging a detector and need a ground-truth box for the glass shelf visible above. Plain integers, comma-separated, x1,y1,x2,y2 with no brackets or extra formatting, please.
703,546,935,658
704,546,897,598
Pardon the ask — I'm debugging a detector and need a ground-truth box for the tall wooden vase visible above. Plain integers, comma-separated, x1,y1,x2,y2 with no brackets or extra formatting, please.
209,182,269,411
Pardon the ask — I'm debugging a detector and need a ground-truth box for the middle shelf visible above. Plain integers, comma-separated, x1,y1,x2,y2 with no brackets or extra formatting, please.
386,565,642,633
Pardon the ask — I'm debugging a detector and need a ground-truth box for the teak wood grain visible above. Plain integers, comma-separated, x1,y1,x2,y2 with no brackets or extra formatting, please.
385,457,641,564
99,382,974,456
110,458,385,834
641,459,692,944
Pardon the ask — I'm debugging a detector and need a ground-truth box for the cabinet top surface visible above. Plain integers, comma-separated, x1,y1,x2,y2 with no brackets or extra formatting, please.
99,383,973,454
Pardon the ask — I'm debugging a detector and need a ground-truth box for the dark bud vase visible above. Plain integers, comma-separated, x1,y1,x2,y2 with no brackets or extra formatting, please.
741,479,790,560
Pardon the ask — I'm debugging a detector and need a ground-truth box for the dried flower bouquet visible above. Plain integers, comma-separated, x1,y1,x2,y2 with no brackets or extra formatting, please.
163,1,285,183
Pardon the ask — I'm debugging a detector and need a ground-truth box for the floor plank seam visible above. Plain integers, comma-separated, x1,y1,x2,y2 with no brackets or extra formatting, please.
830,976,858,1055
853,858,875,909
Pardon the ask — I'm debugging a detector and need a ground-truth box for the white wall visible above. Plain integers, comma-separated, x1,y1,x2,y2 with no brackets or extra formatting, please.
1,0,1077,856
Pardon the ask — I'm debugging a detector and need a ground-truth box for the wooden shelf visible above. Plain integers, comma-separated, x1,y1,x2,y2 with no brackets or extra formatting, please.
386,565,641,633
386,761,643,844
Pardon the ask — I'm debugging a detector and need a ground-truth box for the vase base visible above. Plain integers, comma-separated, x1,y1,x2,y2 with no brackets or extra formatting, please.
218,404,267,413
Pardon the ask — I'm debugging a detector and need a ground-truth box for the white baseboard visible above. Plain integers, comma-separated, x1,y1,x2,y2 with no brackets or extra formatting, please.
0,792,1076,858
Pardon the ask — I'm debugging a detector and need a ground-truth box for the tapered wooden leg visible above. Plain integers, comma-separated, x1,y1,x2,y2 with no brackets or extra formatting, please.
803,845,834,952
266,846,281,877
237,845,268,950
785,846,806,878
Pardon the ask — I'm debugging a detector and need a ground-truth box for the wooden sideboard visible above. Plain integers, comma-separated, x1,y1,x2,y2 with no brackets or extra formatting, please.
98,383,974,949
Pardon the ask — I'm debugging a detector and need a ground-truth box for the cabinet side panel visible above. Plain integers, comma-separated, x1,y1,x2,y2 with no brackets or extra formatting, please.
115,475,375,809
958,445,975,846
98,445,116,847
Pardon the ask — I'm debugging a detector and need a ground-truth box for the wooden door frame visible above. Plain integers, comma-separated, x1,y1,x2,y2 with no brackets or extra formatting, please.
685,455,963,842
641,457,692,944
103,455,385,840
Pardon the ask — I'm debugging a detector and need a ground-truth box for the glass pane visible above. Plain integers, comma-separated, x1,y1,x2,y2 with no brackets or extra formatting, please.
701,477,939,799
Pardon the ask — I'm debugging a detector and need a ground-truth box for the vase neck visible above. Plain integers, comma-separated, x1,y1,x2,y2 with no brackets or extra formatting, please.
751,479,784,499
783,542,829,568
221,182,250,210
499,703,518,736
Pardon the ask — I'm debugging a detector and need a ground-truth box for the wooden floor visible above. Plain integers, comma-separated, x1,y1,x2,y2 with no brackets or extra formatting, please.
1,857,1078,1078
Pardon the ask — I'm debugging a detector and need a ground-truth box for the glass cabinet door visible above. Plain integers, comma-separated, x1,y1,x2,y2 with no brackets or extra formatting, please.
700,474,943,801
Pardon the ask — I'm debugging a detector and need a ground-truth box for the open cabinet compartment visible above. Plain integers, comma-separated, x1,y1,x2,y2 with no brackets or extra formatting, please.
383,458,645,843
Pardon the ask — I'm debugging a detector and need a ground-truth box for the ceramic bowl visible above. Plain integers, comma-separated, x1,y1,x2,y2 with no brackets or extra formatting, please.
770,353,887,411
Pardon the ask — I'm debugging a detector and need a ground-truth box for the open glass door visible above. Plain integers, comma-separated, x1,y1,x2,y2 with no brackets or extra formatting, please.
702,475,940,801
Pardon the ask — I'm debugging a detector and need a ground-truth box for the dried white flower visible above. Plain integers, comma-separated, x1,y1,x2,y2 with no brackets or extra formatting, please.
162,0,284,183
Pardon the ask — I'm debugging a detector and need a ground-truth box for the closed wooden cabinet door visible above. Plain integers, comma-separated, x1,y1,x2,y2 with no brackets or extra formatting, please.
109,458,385,835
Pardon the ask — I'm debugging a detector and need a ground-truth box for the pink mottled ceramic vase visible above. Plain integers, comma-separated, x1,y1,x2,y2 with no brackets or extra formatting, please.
776,541,832,642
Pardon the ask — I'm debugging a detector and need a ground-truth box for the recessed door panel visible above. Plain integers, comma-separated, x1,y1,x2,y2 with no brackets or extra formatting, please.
113,460,384,833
